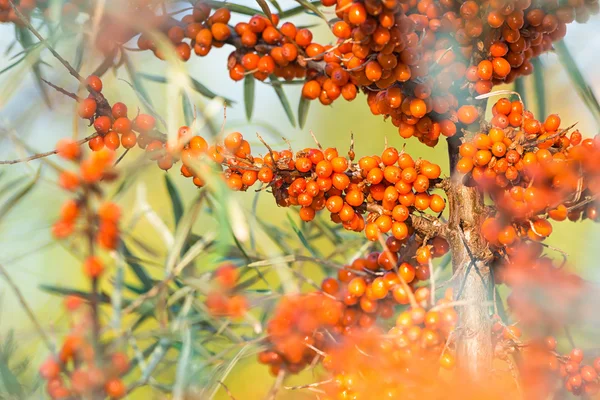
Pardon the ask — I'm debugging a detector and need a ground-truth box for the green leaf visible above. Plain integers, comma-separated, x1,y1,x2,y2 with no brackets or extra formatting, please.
121,243,154,290
555,40,600,127
255,0,273,22
165,175,184,226
16,27,51,108
182,93,194,126
73,37,85,73
270,75,296,127
0,331,24,397
514,77,527,106
293,0,327,20
531,57,546,119
139,73,235,105
0,168,39,226
39,285,111,303
279,0,322,18
244,75,255,121
298,96,311,129
268,0,283,14
203,0,264,15
286,213,320,257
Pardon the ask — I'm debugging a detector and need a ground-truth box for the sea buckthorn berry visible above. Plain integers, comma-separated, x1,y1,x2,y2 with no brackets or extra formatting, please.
77,98,96,119
111,102,128,119
86,75,102,92
83,256,104,279
105,378,126,399
56,138,81,160
134,114,156,132
457,105,479,125
211,23,231,41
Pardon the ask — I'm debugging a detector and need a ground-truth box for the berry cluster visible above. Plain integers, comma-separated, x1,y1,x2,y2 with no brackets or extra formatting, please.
258,237,450,376
456,98,600,248
38,300,129,399
259,284,458,398
127,0,597,146
0,0,35,24
44,139,128,399
299,0,598,146
494,327,600,397
317,289,457,399
53,144,121,252
174,130,446,241
205,263,249,318
76,75,447,242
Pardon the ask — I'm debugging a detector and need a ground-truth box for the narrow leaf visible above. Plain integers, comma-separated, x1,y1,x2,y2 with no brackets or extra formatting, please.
298,96,311,129
121,53,155,108
182,93,194,126
293,0,327,20
39,285,111,303
0,168,39,225
270,75,296,127
165,175,184,226
139,73,235,105
203,0,264,15
244,75,255,121
256,0,273,22
555,40,600,126
531,57,546,119
279,0,322,18
121,244,154,290
268,0,283,14
0,357,23,397
514,77,527,106
73,37,85,73
286,213,320,257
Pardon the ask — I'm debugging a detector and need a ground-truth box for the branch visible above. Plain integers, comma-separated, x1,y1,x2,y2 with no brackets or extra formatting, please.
0,262,54,352
0,133,98,165
8,0,84,84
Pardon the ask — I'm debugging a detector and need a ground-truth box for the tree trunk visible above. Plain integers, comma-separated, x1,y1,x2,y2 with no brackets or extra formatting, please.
446,137,494,384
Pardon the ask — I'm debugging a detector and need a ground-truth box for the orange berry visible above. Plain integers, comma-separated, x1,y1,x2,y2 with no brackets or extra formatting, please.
83,256,104,278
77,98,97,119
104,379,126,399
86,75,103,92
457,105,479,125
56,138,81,161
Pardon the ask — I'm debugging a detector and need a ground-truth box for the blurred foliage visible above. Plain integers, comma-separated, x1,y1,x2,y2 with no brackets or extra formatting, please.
0,4,598,399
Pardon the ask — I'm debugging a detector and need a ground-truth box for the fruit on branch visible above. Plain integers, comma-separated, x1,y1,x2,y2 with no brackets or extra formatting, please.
456,97,600,249
258,238,451,375
128,0,599,147
38,299,130,399
205,263,249,318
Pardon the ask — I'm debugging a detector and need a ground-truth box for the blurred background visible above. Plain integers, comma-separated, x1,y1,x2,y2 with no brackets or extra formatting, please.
0,3,599,398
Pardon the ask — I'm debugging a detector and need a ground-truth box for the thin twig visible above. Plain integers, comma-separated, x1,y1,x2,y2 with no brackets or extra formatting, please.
0,263,54,352
41,78,81,101
0,133,98,165
8,0,84,83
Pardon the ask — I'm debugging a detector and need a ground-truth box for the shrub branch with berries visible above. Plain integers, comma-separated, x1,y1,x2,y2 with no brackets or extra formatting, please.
0,0,600,399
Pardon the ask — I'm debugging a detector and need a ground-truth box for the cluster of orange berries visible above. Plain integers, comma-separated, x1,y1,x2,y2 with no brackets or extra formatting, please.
205,263,249,318
0,0,36,24
317,288,457,399
295,0,598,146
456,98,600,248
496,328,600,397
258,236,450,375
53,140,121,252
77,75,161,156
136,3,311,83
170,130,447,241
258,281,458,398
38,300,129,399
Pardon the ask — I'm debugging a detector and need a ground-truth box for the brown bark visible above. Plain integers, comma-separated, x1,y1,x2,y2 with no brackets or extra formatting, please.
446,136,494,383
